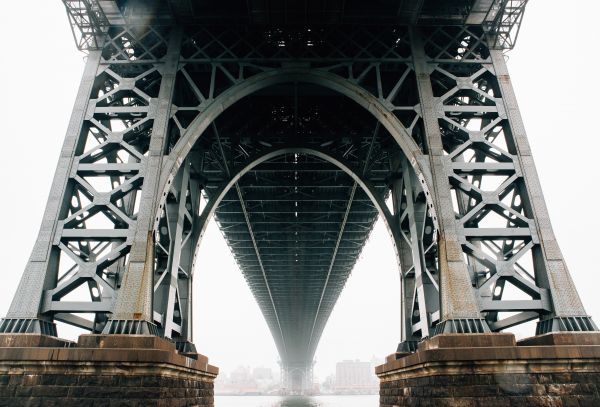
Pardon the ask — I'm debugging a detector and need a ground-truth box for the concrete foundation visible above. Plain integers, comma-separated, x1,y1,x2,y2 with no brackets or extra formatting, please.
376,333,600,407
0,334,217,407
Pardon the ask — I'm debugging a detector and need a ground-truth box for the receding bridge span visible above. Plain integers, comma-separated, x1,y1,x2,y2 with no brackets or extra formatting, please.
0,1,599,405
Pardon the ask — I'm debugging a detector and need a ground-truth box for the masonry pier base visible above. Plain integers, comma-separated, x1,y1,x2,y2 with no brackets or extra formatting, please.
377,333,600,407
0,334,217,406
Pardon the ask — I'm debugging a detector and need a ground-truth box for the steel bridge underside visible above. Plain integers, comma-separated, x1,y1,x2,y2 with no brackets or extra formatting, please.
67,0,527,51
117,0,494,25
81,1,527,367
57,0,528,369
195,87,392,367
4,0,535,371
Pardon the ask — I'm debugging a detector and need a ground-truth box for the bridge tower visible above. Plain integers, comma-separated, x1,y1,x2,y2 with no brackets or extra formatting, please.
280,361,315,395
0,1,599,406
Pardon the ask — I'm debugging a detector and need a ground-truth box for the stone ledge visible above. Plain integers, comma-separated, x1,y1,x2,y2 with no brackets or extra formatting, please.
417,332,516,350
0,348,217,375
0,360,217,381
377,333,600,376
78,334,176,351
0,334,217,406
377,333,600,407
0,334,74,348
0,334,217,375
518,332,600,346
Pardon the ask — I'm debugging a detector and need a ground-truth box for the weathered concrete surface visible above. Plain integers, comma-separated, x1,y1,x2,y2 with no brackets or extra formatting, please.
0,334,217,407
377,333,600,407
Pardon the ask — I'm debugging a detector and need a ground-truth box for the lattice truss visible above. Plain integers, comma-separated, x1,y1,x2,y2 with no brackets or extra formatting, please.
391,157,439,341
2,21,595,347
484,0,528,50
153,159,201,344
62,0,110,51
0,27,170,335
422,26,590,333
0,24,426,344
164,25,423,151
53,27,169,332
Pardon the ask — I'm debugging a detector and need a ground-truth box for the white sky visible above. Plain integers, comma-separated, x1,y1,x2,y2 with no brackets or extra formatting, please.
0,0,599,381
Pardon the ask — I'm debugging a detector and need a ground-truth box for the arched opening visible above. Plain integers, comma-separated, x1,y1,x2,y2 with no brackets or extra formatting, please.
151,81,439,393
159,68,434,211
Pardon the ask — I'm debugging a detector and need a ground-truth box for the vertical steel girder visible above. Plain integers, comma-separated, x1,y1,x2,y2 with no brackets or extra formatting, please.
0,25,177,335
104,27,183,335
409,26,595,335
1,23,595,354
411,27,490,334
153,158,202,348
392,157,440,347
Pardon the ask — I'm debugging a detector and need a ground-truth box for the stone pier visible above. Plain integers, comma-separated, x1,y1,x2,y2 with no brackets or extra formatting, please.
0,334,217,407
377,333,600,407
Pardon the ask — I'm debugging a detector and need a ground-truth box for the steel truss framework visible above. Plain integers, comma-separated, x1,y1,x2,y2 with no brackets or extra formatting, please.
62,0,529,52
63,0,110,51
1,21,596,371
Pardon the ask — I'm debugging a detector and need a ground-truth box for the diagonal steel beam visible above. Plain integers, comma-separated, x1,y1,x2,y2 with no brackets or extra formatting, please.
306,182,357,353
234,182,288,358
306,121,380,354
212,122,288,358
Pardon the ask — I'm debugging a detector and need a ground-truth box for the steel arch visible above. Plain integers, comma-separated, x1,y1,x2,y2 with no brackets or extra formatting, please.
158,68,437,228
195,146,401,265
154,145,408,358
147,70,442,354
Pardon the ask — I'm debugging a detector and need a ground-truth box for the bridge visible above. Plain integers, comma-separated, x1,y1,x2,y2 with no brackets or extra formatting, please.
0,1,599,406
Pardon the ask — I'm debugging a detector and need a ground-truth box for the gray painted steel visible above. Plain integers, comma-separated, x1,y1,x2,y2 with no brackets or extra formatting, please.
1,0,596,376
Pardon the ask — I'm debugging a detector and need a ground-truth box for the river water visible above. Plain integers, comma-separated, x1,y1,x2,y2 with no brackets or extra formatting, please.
215,395,379,407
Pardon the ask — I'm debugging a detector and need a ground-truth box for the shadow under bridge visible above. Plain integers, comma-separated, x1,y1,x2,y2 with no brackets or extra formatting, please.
153,82,430,374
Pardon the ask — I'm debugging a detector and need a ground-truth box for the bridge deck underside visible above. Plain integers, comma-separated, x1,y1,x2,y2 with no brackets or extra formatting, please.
197,87,394,364
120,0,478,25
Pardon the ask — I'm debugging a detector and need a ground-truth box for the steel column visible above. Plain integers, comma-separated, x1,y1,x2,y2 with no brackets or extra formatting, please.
489,49,596,333
0,51,103,335
410,28,489,334
391,156,440,347
104,28,183,334
153,158,202,349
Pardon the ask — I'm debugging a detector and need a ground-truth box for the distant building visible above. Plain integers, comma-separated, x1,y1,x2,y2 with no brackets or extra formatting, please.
230,365,253,384
321,374,336,394
335,359,378,394
253,366,273,381
215,366,280,395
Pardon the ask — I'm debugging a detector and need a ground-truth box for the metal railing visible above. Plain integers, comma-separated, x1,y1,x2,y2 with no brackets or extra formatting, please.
61,0,530,52
484,0,529,49
63,0,110,51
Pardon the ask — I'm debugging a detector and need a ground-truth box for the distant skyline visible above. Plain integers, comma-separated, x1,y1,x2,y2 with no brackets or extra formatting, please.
0,0,599,383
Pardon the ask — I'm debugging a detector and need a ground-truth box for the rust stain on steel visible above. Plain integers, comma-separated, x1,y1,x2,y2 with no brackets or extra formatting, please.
134,231,155,320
